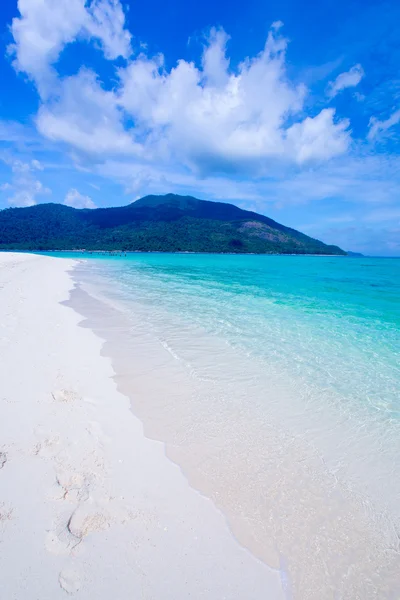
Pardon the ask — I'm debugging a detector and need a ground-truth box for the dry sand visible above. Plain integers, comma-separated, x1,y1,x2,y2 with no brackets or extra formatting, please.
0,253,285,599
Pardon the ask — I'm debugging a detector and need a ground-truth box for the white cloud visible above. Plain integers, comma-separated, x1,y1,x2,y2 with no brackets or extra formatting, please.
10,12,351,173
327,64,364,98
87,0,132,60
353,91,365,102
201,28,230,88
9,0,131,96
0,120,37,144
64,188,96,208
7,192,35,207
1,155,45,174
95,152,400,213
10,159,31,173
285,109,350,163
8,179,50,207
117,24,349,172
367,109,400,140
5,4,400,255
37,69,140,155
0,155,51,206
31,159,44,170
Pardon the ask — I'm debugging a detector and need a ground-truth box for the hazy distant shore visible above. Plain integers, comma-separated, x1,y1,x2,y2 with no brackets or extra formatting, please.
0,252,284,599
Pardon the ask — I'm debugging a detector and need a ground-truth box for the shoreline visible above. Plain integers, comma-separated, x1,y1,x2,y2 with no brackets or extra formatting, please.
0,249,349,256
68,256,400,599
0,253,285,599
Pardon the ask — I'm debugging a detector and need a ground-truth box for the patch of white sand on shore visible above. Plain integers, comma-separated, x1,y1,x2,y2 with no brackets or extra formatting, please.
0,253,285,599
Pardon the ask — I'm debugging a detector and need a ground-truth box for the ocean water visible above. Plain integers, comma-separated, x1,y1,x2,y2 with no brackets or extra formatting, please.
62,253,400,599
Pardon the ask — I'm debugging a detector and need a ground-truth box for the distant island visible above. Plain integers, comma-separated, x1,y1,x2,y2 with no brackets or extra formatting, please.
346,251,364,257
0,193,346,255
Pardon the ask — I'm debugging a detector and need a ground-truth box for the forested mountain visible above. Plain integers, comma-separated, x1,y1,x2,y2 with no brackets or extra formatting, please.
0,194,346,254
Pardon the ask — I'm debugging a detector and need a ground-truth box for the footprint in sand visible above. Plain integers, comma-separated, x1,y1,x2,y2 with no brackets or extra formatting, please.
67,500,111,540
45,517,82,556
54,470,91,503
32,425,61,458
0,503,13,523
59,567,81,594
0,451,7,469
86,421,111,447
51,390,80,404
46,499,111,556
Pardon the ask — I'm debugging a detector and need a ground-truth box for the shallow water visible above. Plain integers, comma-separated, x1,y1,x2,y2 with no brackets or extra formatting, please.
61,253,400,598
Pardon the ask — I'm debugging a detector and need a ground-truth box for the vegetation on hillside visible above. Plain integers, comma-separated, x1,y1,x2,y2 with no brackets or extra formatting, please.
0,194,346,255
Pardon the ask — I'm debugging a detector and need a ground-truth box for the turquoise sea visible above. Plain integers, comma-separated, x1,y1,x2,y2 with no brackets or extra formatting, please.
61,253,400,598
68,253,400,414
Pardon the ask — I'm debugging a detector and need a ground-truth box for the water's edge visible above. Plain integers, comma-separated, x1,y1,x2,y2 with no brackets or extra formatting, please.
67,261,400,600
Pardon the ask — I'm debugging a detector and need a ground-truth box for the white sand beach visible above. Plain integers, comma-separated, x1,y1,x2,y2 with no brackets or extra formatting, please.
0,253,285,599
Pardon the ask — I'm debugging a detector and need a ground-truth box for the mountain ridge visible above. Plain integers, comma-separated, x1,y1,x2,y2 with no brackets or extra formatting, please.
0,194,346,255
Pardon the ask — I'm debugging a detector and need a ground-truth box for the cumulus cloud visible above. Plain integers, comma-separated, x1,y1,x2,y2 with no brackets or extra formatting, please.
2,156,44,174
285,109,350,163
117,25,350,172
368,109,400,140
31,159,44,170
29,23,350,174
5,2,400,254
201,28,231,88
8,4,352,174
8,180,50,207
36,69,140,155
9,0,131,96
0,155,51,206
64,188,96,208
327,64,364,98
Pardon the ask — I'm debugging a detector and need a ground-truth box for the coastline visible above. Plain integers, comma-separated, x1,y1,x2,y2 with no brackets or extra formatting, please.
0,253,285,599
1,249,349,256
67,255,400,599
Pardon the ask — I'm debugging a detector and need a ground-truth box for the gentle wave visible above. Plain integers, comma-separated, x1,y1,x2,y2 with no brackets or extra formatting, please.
69,253,400,599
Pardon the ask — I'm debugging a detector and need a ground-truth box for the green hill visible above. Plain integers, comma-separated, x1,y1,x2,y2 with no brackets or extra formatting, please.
0,193,346,254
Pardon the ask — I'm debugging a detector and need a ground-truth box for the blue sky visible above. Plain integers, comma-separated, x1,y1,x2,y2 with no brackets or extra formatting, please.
0,0,399,255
